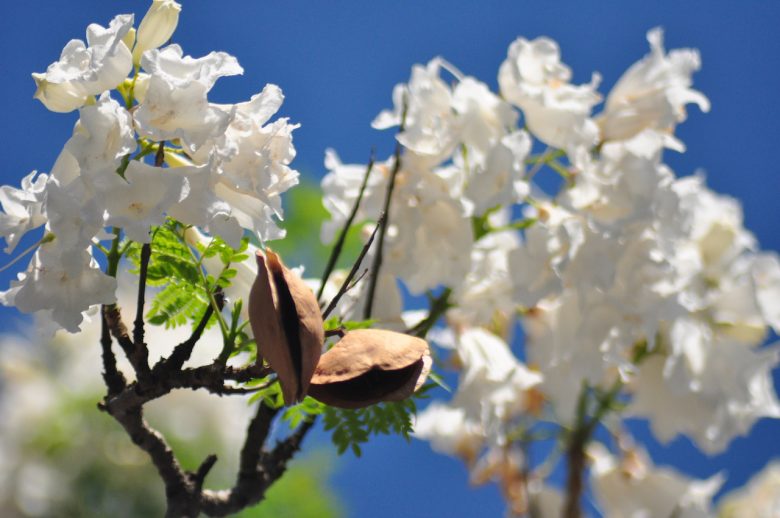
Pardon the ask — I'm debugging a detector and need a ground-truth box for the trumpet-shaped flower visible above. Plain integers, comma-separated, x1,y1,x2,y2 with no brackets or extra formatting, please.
373,58,457,164
598,28,710,147
0,242,116,332
590,443,722,518
134,45,242,151
203,85,300,243
64,93,137,187
102,161,188,242
628,339,780,453
498,36,601,152
0,171,49,253
32,14,134,113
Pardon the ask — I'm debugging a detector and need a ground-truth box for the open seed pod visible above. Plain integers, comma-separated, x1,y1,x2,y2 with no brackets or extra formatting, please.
248,249,323,405
307,329,432,409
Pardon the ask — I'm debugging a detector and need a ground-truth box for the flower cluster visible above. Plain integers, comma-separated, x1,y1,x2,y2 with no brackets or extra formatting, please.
1,1,299,332
319,28,780,514
2,3,779,516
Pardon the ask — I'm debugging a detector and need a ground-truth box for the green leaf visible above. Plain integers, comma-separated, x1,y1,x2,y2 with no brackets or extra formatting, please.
320,398,418,457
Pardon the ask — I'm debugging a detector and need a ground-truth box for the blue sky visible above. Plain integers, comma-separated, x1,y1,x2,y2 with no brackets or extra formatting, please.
1,1,779,516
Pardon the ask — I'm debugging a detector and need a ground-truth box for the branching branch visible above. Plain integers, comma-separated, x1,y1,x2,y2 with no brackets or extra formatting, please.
103,304,135,359
160,288,223,372
100,311,126,396
132,242,152,380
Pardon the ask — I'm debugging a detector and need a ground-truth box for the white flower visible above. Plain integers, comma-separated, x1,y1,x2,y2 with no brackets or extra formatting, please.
449,230,520,328
64,93,137,187
373,58,457,163
32,14,134,112
132,0,182,65
509,203,584,308
102,161,188,242
461,130,531,216
384,194,473,294
413,403,484,464
167,163,244,248
628,339,780,453
752,253,780,334
44,174,107,252
563,129,677,229
451,77,518,158
498,36,601,152
319,149,392,244
203,85,300,243
590,443,722,518
598,28,710,146
0,171,49,253
718,461,780,518
449,328,542,442
672,175,756,281
134,45,243,151
522,290,629,422
0,242,117,333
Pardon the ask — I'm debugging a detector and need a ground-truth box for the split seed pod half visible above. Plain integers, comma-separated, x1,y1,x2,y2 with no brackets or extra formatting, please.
307,329,432,409
248,249,323,405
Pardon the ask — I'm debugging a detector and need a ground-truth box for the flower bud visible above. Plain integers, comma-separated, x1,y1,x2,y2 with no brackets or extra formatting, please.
308,329,432,409
249,249,323,405
133,0,182,65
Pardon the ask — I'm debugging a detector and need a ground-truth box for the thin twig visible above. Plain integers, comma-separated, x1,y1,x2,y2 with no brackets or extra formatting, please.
363,143,402,319
318,150,375,302
323,212,385,320
104,363,273,415
564,430,587,518
405,288,452,337
160,289,222,372
193,454,218,492
346,269,368,292
155,140,167,167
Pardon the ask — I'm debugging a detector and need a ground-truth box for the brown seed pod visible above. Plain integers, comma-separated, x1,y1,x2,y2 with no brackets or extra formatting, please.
307,329,431,409
248,249,323,405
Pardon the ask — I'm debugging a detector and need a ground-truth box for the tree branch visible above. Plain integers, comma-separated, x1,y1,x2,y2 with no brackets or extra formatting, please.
104,363,272,415
159,289,223,372
199,415,317,517
100,311,126,395
132,242,152,380
103,304,135,359
563,429,586,518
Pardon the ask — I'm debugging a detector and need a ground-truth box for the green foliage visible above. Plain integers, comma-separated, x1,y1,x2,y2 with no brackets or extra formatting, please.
126,222,250,331
283,397,324,428
323,318,378,333
126,222,210,329
321,398,418,457
196,231,250,266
